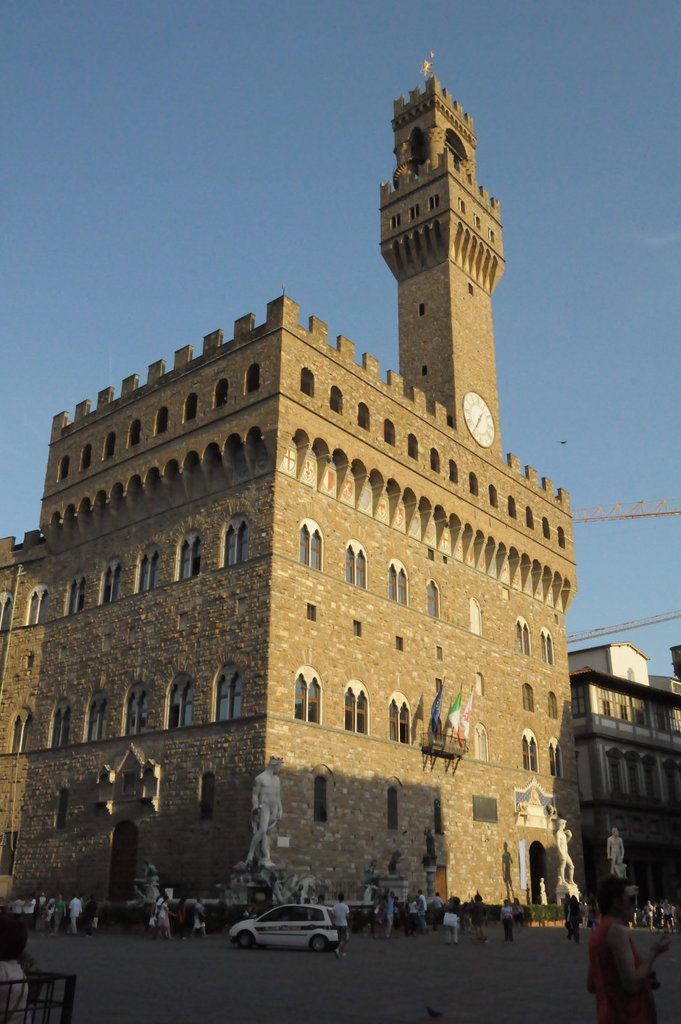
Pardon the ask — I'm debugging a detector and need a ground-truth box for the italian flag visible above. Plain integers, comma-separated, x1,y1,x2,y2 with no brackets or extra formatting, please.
447,688,462,741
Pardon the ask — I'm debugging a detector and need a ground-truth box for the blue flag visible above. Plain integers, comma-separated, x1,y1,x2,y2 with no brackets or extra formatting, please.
430,685,443,734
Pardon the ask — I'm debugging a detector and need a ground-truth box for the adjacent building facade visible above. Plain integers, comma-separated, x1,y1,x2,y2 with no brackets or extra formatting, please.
570,642,681,901
0,75,581,904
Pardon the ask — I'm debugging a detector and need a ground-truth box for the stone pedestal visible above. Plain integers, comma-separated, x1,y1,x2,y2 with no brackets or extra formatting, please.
374,875,408,901
555,880,580,904
423,857,437,898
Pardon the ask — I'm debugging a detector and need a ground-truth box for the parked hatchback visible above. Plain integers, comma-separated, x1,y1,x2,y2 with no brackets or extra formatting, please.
229,904,339,952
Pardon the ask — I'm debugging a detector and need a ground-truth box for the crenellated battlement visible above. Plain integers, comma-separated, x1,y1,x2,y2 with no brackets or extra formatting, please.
47,292,568,514
393,75,474,133
380,149,501,219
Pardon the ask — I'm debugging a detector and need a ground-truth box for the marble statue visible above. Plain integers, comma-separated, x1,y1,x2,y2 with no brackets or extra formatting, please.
133,860,160,903
387,850,402,875
555,818,575,887
246,756,283,869
607,827,626,878
539,877,547,905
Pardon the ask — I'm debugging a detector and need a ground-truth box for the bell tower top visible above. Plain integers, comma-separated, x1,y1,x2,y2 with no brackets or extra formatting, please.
391,75,478,185
380,75,505,457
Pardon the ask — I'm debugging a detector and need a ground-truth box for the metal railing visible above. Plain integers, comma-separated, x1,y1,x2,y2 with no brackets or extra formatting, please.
0,972,76,1023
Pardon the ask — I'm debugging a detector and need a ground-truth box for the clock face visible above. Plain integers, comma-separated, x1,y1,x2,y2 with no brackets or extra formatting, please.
463,391,495,448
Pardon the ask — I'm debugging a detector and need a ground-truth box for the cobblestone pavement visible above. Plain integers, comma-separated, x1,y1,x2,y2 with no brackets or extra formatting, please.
26,923,680,1024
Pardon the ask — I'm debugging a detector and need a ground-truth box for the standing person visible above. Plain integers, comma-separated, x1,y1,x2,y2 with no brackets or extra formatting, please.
471,892,487,943
501,899,514,942
83,895,98,937
569,894,581,944
385,891,395,939
22,896,36,931
67,894,82,935
192,898,206,938
588,875,669,1024
444,896,460,945
417,889,428,933
331,892,350,959
431,892,444,931
52,893,65,936
176,897,188,941
512,898,524,932
155,892,171,940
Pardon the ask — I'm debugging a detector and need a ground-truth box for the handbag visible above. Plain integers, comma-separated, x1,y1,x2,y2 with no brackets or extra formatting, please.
443,912,459,928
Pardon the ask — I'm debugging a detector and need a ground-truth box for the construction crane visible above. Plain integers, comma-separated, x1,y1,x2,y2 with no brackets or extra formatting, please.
572,499,681,523
567,610,681,645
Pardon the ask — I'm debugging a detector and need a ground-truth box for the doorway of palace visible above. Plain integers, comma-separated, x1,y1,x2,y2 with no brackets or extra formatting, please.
109,820,139,900
435,865,447,899
529,841,546,904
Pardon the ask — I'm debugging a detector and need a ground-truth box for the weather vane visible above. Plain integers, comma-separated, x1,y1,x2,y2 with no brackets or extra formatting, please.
420,52,434,78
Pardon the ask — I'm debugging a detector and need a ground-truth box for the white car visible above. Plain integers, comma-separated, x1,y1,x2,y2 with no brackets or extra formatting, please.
229,904,339,952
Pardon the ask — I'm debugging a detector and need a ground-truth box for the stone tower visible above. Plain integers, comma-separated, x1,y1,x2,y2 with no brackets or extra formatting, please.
380,75,504,457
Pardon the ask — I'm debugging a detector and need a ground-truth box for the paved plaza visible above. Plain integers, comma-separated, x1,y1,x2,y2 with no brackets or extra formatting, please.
26,922,679,1024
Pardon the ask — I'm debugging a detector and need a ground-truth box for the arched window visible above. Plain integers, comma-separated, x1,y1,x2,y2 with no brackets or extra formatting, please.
357,403,370,430
384,419,395,445
389,699,410,744
525,506,534,529
426,581,440,618
214,378,229,407
547,691,558,719
388,563,407,605
542,517,550,539
155,406,168,435
102,561,122,604
488,484,498,507
67,576,86,615
80,443,92,470
225,518,249,565
469,472,478,496
103,432,116,459
557,526,566,549
300,367,314,397
313,776,327,822
138,549,160,593
508,496,517,518
549,741,563,778
299,522,322,570
184,392,198,421
330,386,343,414
469,598,482,636
516,619,531,655
245,363,260,392
11,714,31,754
51,704,71,748
430,448,440,473
216,668,243,721
475,723,489,762
179,534,202,579
541,630,554,665
56,788,69,829
0,594,12,633
294,672,321,724
57,455,69,481
407,434,418,459
344,687,368,734
522,683,535,712
126,689,148,735
200,772,215,820
87,697,107,742
449,459,458,484
168,678,193,729
387,786,398,830
522,733,538,772
128,419,141,447
345,544,366,588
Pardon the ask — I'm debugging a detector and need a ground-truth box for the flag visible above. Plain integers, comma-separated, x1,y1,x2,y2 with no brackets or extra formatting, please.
447,688,462,733
459,690,474,748
430,685,443,734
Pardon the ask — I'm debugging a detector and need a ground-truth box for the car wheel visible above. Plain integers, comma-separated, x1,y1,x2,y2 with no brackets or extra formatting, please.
237,930,255,949
310,934,329,952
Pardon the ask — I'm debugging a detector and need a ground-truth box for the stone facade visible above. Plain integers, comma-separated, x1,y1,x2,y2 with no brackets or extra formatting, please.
0,75,582,904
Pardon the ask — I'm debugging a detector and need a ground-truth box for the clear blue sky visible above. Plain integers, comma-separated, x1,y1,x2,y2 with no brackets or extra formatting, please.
2,1,680,674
